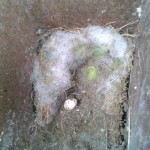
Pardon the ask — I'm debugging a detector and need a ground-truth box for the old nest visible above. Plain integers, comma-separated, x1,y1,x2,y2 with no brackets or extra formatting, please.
30,25,134,149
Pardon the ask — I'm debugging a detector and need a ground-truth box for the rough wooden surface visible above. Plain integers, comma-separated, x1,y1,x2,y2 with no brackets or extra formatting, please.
129,0,150,149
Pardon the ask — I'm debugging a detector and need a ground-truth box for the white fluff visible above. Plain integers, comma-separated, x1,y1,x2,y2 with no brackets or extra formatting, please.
83,26,127,58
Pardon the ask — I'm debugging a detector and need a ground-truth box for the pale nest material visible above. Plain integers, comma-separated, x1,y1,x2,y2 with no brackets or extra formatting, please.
64,98,77,110
31,25,131,126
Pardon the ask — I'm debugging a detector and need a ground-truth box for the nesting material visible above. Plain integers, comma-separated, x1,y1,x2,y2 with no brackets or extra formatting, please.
31,26,131,126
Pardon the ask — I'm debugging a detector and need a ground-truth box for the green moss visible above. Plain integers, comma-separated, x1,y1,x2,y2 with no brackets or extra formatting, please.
93,46,107,55
24,141,30,149
87,66,97,80
74,44,85,55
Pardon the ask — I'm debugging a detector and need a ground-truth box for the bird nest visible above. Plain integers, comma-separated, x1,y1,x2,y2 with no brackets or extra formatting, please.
31,25,133,149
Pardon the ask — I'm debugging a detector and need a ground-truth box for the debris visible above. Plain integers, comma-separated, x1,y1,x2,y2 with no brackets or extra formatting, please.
136,6,142,18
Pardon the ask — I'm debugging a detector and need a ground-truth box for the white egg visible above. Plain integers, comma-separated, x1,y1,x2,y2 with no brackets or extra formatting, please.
64,98,77,110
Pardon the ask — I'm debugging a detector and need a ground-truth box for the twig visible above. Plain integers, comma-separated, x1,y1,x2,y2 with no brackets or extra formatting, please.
106,21,116,26
122,34,138,38
96,75,118,93
60,113,65,137
116,20,139,31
